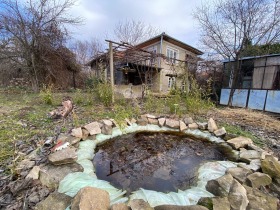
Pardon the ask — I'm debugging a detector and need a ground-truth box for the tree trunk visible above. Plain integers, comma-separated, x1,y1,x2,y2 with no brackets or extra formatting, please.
227,55,241,106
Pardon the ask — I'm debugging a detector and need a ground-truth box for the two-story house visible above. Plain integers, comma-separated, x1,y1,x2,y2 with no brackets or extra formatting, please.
87,33,203,98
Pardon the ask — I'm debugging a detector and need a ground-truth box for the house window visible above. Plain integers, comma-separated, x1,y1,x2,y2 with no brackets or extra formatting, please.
168,77,176,89
167,47,178,64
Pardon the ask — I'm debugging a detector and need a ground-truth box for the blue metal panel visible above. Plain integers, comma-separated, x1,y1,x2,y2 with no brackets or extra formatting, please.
220,89,230,105
248,90,266,110
232,89,248,107
265,90,280,113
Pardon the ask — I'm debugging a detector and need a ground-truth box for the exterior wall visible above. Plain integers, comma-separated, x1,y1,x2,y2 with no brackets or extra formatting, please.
160,40,196,93
220,88,280,113
114,84,143,99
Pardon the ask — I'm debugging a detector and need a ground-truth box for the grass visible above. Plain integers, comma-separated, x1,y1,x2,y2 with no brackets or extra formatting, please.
220,123,265,147
1,86,269,173
0,89,143,170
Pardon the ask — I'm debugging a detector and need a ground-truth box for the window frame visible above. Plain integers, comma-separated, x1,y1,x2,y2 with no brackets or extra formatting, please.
168,77,176,89
166,46,179,64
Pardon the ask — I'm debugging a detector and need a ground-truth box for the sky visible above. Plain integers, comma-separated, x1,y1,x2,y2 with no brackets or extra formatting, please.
70,0,205,50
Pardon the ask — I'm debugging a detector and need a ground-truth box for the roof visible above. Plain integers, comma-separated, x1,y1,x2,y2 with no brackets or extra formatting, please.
135,33,203,55
86,33,203,66
222,53,280,63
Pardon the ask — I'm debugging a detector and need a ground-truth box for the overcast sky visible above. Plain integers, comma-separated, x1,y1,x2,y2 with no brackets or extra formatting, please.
70,0,205,50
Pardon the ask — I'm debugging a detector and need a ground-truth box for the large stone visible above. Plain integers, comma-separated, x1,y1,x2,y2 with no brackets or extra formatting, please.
71,127,83,138
228,179,249,210
269,182,280,198
84,122,101,135
212,197,230,210
111,203,130,210
197,122,208,130
101,122,113,135
128,199,154,210
26,166,40,180
103,119,113,126
146,114,157,119
137,116,149,126
218,142,240,161
125,118,132,126
247,143,265,153
81,128,90,140
148,118,159,125
238,159,261,172
34,192,72,210
131,118,137,124
154,205,208,210
206,173,234,196
188,123,199,129
158,118,166,127
214,127,227,137
198,197,231,210
239,149,261,163
66,136,81,145
227,136,253,150
39,163,83,189
183,117,194,125
226,167,252,184
197,197,213,209
244,185,279,210
207,118,218,132
71,187,110,210
261,155,280,179
179,120,188,131
246,172,272,188
165,119,180,129
48,147,77,165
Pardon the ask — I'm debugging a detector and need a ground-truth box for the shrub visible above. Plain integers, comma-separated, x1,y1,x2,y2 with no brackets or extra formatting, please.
39,85,54,105
96,82,113,107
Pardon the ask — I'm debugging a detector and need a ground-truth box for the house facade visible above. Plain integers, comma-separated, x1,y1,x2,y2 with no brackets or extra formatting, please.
87,33,202,98
136,33,203,93
220,54,280,113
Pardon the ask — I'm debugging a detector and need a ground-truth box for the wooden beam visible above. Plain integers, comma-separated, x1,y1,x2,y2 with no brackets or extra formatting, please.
109,41,115,103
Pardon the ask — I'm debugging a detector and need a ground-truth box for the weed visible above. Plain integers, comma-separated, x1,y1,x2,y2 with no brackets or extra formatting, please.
73,89,84,105
112,99,140,129
39,85,54,105
97,82,113,107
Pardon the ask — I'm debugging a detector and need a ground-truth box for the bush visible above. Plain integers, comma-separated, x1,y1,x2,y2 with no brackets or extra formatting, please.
39,85,54,105
96,82,113,107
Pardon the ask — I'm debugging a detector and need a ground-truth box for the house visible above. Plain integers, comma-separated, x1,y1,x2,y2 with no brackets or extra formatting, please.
87,33,203,98
220,54,280,113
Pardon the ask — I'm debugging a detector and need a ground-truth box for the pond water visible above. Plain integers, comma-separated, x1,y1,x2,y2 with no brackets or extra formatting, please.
93,131,229,194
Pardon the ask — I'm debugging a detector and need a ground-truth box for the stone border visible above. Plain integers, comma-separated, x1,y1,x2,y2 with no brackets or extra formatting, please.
21,114,280,209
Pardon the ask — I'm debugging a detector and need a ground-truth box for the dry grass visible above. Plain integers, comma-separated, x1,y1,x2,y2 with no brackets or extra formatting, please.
208,107,280,133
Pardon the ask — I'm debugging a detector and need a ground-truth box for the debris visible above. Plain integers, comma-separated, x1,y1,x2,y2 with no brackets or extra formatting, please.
48,100,73,119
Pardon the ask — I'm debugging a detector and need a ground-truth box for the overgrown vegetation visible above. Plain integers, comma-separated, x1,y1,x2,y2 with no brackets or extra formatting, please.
39,85,54,105
221,123,264,146
0,79,215,171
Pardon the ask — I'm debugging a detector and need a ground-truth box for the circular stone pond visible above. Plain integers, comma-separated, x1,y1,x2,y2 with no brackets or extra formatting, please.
93,131,233,194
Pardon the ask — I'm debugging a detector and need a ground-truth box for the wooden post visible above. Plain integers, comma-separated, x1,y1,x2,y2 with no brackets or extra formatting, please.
109,41,115,103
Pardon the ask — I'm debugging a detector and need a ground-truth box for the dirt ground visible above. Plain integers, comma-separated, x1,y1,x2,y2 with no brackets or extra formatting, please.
206,107,280,157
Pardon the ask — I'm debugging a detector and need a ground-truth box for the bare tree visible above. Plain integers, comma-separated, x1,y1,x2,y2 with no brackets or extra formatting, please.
71,39,103,66
114,19,160,45
0,0,81,91
194,0,280,105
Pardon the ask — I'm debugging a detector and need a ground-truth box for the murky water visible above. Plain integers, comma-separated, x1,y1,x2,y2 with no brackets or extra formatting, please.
93,131,229,194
